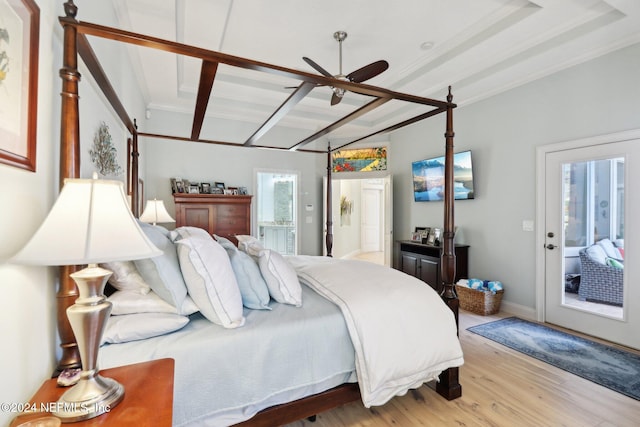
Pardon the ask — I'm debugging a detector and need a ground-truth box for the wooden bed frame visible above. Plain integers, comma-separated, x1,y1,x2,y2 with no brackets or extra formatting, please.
56,1,461,424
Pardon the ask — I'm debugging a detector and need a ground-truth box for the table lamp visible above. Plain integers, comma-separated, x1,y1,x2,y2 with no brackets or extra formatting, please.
10,174,162,422
139,198,175,226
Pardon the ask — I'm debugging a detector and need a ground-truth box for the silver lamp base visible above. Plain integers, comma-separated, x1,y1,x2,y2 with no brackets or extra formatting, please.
54,374,124,422
54,265,124,423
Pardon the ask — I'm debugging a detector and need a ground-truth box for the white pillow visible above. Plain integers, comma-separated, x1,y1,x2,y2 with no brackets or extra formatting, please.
101,313,189,344
100,261,150,295
109,290,198,316
215,235,271,310
134,223,188,309
256,249,302,307
176,237,245,328
597,238,622,259
170,226,212,242
236,235,263,255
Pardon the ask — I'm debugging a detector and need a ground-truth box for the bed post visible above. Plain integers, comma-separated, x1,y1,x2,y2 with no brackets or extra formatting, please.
325,145,333,257
436,86,462,400
131,119,140,217
55,0,82,375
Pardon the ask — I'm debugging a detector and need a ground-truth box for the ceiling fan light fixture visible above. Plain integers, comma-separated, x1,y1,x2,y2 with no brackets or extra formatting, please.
302,30,388,106
333,31,348,43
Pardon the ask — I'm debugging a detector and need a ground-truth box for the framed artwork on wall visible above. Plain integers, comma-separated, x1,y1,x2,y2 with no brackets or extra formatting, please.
331,147,387,172
0,0,39,172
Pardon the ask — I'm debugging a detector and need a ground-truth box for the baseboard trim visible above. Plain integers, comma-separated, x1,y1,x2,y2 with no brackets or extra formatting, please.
500,301,536,320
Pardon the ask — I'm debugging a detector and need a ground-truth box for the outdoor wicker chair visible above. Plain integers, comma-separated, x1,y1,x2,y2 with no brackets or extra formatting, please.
578,248,624,306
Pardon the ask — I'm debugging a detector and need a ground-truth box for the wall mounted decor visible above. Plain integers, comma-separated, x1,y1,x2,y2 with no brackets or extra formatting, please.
332,147,387,172
0,0,39,171
89,122,123,176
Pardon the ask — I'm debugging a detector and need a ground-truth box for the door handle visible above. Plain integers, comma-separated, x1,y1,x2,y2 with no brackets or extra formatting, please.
546,244,557,250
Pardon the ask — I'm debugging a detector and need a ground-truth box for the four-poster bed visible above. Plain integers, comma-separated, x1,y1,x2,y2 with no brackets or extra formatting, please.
55,1,462,425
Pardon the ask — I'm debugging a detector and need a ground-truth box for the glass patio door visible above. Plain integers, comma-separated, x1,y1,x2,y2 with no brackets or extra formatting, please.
543,139,639,349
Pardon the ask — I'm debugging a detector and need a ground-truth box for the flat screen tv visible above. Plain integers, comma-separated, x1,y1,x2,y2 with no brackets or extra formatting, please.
412,150,475,202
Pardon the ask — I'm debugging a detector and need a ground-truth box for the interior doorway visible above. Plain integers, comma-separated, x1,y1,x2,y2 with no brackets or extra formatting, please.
324,175,392,266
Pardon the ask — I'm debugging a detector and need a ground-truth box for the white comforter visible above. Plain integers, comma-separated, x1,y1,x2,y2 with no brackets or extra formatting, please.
288,256,464,407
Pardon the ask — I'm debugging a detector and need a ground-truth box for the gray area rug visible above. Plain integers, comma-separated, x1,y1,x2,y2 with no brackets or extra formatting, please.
467,317,640,400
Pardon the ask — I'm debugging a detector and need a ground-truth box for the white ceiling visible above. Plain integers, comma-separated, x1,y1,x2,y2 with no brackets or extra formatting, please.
107,0,640,148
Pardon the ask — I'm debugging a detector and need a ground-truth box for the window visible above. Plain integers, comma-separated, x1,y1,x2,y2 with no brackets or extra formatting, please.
563,157,624,248
255,170,299,255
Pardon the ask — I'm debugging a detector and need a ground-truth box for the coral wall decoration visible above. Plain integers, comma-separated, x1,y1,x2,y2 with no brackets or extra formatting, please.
89,122,123,176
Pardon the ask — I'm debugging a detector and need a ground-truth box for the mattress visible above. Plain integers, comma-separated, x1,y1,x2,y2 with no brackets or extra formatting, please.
98,284,356,426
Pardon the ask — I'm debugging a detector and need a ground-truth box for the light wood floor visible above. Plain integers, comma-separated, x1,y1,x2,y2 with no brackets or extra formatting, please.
284,310,640,427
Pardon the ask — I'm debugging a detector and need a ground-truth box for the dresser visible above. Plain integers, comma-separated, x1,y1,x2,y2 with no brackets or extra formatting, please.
394,240,469,294
173,194,252,244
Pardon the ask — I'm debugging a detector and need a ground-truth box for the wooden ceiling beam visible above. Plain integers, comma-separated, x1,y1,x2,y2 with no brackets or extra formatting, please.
191,60,219,141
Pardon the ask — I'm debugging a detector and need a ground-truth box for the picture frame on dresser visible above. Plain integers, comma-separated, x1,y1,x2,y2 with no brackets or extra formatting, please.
415,226,431,244
431,228,442,246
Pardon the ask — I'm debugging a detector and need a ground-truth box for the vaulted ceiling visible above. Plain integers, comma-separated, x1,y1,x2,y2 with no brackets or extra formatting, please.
106,0,640,149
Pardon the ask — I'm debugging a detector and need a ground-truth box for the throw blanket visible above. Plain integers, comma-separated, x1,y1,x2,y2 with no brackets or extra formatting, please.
287,256,464,407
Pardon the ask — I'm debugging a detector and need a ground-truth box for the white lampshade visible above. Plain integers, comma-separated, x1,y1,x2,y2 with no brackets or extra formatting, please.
139,199,175,225
11,176,162,266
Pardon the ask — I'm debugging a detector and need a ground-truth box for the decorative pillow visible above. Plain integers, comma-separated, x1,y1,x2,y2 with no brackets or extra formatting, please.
170,226,212,242
606,257,624,269
134,222,188,309
236,234,263,255
214,235,271,310
597,238,622,260
100,260,151,295
101,313,189,345
586,244,607,265
255,249,302,306
176,237,245,328
108,290,199,316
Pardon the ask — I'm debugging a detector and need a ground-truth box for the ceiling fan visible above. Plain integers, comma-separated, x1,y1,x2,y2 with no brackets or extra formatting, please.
303,31,389,106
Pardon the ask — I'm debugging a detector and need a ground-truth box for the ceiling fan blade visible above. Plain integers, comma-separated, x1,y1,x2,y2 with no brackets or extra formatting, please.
331,92,342,106
346,60,389,83
303,57,334,78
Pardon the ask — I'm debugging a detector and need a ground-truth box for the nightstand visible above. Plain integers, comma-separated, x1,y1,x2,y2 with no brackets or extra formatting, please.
11,358,174,427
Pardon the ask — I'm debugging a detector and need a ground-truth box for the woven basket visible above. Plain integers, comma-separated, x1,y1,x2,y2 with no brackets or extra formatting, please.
455,284,504,315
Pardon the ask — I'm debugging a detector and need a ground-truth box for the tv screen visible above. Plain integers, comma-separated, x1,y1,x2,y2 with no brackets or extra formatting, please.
412,150,475,202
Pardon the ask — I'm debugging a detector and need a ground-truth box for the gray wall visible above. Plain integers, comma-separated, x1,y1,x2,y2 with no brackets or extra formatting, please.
390,42,640,311
141,109,326,256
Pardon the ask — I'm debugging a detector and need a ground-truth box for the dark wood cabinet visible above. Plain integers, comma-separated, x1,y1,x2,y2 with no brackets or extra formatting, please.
394,241,469,293
173,194,252,244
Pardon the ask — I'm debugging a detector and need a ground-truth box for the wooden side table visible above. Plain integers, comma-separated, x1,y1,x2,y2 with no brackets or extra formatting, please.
11,358,174,427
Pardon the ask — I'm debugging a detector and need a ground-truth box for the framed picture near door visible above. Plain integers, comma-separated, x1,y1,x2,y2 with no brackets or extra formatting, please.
0,0,39,172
